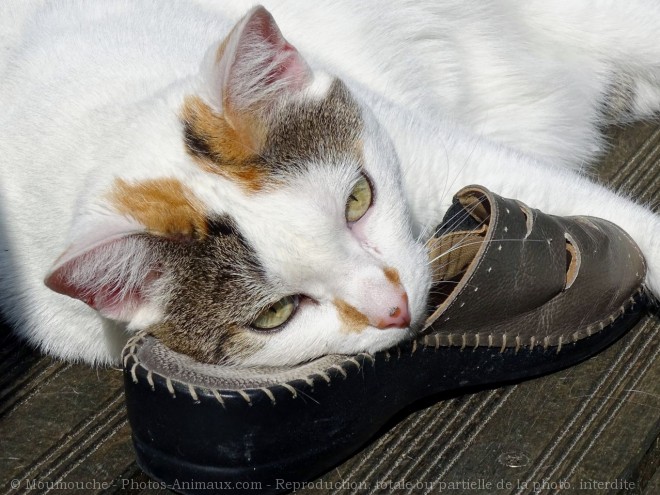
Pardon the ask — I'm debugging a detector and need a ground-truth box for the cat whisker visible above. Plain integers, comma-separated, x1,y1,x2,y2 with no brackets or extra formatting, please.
426,237,548,267
435,124,488,220
423,198,490,245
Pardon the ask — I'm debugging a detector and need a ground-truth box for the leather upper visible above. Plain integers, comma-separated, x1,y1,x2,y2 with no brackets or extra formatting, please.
424,185,647,349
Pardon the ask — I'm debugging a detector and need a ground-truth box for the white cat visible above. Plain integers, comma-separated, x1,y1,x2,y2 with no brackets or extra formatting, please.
0,0,658,367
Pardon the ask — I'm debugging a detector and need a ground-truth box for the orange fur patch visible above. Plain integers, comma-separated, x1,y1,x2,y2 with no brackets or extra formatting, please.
334,299,369,333
181,95,267,192
109,178,207,239
383,266,401,286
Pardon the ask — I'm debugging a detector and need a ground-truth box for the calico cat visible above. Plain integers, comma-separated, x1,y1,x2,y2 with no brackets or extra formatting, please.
1,0,659,367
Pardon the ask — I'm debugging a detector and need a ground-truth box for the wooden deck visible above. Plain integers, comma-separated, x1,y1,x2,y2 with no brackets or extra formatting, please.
1,122,659,494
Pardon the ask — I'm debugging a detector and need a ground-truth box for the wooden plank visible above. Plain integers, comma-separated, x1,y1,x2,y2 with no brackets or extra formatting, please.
0,332,134,495
295,315,659,495
0,121,658,495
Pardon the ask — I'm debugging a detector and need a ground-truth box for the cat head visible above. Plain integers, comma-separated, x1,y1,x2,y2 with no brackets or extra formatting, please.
45,6,431,366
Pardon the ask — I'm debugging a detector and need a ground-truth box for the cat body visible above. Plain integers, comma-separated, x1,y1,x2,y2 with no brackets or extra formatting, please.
1,0,659,366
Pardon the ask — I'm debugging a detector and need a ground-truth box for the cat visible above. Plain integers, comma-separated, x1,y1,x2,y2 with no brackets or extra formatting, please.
0,0,659,367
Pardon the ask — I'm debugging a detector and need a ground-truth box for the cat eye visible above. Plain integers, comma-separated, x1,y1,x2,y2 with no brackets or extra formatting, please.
251,295,299,330
345,174,373,223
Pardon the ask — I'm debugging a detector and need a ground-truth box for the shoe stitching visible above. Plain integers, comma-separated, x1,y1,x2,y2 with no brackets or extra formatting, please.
121,291,645,407
421,286,644,352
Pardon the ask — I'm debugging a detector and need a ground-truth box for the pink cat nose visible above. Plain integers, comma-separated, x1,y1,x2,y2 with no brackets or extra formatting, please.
372,292,411,329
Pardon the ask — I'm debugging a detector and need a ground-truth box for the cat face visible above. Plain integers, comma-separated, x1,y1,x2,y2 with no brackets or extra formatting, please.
44,6,431,366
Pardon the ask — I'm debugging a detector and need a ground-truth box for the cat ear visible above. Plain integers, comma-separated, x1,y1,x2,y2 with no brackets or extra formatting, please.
45,232,165,322
209,6,313,117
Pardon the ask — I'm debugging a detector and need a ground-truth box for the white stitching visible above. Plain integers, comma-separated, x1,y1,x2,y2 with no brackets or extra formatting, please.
261,388,276,405
331,364,348,379
434,189,499,318
188,384,199,402
211,389,225,408
165,378,176,398
121,293,643,404
358,353,375,365
316,372,331,383
303,377,315,388
238,390,252,406
282,383,298,398
130,363,138,384
346,357,362,369
147,370,154,391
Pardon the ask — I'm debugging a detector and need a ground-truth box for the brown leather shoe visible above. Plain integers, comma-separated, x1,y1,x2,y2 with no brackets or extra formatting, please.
424,184,647,350
122,185,650,495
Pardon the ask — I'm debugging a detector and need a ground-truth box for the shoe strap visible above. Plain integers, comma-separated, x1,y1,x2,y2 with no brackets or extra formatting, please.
424,185,646,348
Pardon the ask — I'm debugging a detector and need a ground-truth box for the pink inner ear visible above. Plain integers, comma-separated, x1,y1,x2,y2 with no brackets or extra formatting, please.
265,41,309,88
46,268,150,320
220,6,312,112
248,9,309,88
44,236,162,322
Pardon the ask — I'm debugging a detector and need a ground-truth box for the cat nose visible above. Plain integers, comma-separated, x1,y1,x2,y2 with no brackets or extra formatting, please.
372,292,411,329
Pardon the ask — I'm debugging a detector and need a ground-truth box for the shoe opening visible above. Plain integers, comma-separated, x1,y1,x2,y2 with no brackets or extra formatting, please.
564,233,580,290
426,191,490,313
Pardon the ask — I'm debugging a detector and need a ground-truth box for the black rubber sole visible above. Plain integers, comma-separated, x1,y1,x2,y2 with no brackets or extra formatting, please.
123,292,649,495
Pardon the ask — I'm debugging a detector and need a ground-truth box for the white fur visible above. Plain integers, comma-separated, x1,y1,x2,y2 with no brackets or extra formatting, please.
0,0,659,366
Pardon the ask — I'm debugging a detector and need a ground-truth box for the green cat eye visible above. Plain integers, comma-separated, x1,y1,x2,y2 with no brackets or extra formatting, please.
251,295,299,330
345,174,372,223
